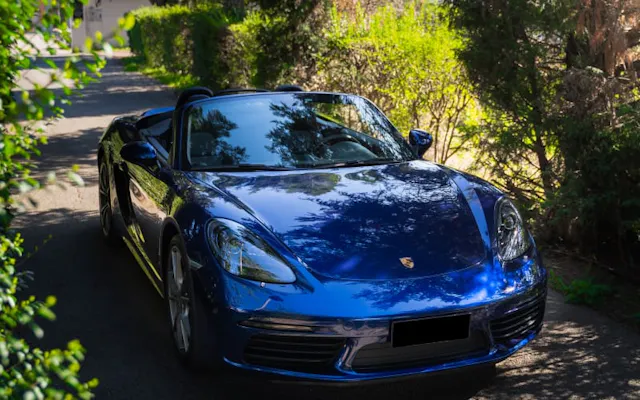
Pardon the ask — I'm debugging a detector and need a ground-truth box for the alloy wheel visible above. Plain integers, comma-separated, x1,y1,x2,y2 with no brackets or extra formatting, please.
98,163,112,237
168,245,191,353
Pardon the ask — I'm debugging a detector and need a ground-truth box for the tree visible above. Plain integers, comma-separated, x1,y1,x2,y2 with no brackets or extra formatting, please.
245,0,327,87
446,0,575,203
447,0,640,272
0,1,126,397
569,0,640,77
318,2,478,165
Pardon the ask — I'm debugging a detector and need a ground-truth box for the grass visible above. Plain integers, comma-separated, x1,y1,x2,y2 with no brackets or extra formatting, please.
546,251,640,333
549,270,613,306
121,55,199,90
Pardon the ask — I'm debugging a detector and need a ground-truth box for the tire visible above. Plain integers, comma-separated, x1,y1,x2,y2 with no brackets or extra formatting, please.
164,235,221,371
98,160,118,244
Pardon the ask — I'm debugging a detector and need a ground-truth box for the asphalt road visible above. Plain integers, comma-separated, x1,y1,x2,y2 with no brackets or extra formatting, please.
14,56,640,400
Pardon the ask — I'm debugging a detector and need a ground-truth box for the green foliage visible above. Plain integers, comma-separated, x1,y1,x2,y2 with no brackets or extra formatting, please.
245,0,326,87
122,56,198,90
446,0,574,207
550,270,614,306
318,2,478,164
128,3,249,90
448,0,640,272
547,269,565,293
128,0,324,89
550,99,640,256
558,277,613,307
565,279,614,306
0,1,116,397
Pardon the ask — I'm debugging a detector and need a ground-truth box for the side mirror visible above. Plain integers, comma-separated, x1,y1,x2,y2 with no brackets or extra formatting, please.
120,141,158,167
409,129,433,158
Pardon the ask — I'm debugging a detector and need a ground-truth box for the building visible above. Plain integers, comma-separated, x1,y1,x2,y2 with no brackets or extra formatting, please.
72,0,151,48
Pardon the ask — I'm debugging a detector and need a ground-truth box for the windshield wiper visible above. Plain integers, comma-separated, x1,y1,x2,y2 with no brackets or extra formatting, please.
193,164,294,172
299,158,402,169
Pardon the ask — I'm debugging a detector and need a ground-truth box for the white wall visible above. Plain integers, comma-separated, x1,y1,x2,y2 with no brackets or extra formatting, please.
72,0,151,48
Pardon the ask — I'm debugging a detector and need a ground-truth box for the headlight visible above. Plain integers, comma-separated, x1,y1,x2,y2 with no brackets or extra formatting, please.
207,219,296,284
494,197,530,261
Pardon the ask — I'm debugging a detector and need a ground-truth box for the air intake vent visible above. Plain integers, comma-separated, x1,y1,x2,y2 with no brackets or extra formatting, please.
352,331,488,373
491,291,545,346
244,334,345,373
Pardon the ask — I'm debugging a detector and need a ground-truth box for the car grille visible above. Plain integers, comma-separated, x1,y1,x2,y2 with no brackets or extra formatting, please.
351,331,489,373
491,290,546,346
243,334,346,373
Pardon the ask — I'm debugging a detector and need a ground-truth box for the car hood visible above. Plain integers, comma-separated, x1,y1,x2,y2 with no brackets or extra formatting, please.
191,161,488,280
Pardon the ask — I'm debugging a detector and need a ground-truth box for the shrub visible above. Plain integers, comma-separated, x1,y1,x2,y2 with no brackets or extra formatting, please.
318,2,478,164
448,0,640,275
1,1,119,397
128,1,326,90
128,4,248,90
246,0,326,88
550,271,614,306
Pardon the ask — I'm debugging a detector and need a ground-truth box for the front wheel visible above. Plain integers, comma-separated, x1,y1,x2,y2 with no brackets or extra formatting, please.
98,160,118,244
164,235,221,371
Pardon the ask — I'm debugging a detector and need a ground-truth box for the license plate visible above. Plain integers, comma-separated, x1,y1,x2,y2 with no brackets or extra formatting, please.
392,314,471,348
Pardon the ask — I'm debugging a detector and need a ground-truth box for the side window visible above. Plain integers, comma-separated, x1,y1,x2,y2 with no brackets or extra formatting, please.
186,104,246,168
141,118,171,160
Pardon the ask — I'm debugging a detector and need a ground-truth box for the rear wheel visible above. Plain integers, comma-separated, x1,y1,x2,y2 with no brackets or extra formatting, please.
164,235,221,371
98,160,117,243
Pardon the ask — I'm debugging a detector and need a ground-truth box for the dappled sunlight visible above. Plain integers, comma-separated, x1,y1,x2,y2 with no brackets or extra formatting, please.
14,208,98,235
476,292,640,399
8,24,640,397
19,56,173,121
29,129,102,187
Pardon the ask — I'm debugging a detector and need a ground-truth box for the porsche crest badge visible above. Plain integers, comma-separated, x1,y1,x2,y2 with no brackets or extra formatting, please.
400,257,414,269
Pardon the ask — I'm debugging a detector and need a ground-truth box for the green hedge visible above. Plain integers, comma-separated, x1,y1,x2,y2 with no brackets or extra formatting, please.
128,4,250,89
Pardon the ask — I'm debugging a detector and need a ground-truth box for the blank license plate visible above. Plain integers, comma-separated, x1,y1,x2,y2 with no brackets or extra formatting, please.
392,314,470,348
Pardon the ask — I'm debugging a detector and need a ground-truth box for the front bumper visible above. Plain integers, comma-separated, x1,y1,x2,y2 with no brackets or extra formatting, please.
186,228,548,383
218,280,546,382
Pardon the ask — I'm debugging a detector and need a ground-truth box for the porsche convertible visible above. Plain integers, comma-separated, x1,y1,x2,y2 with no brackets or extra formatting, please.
97,85,547,381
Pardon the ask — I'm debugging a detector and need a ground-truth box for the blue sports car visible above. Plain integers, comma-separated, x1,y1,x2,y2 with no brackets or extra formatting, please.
97,85,547,381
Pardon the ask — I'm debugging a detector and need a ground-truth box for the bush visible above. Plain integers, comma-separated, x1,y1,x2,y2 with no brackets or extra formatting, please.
128,1,326,89
246,0,326,87
550,90,640,267
549,271,614,306
318,2,478,164
1,1,119,397
128,4,248,90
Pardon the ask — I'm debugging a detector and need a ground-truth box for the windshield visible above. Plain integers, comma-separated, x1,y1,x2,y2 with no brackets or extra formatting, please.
185,93,414,170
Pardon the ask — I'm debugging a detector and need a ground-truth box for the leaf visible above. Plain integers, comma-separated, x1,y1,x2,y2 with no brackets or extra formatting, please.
103,43,113,58
45,296,57,307
122,13,136,31
67,171,85,187
37,306,56,321
84,37,94,52
18,181,33,194
44,59,57,69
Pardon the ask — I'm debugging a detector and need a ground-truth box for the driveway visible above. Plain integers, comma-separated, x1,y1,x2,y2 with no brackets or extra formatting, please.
14,56,640,400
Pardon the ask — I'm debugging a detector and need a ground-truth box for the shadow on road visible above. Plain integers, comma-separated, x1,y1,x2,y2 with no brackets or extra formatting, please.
31,128,103,186
476,293,640,399
19,56,173,120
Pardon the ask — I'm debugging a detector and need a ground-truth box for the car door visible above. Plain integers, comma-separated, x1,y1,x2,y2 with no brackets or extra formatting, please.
124,139,174,284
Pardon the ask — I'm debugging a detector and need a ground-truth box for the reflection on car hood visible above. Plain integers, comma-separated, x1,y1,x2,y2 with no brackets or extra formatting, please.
193,161,488,280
